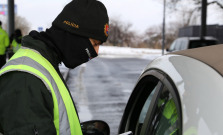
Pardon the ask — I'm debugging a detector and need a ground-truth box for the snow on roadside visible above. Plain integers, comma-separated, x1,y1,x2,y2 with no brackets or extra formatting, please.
99,46,162,60
60,46,162,69
59,46,163,79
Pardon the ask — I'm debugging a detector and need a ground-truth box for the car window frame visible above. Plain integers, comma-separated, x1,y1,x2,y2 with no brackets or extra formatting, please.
142,69,182,135
134,83,161,135
118,69,182,135
118,70,164,134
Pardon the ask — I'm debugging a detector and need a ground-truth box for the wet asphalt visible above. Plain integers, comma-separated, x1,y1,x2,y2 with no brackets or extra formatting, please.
66,57,152,135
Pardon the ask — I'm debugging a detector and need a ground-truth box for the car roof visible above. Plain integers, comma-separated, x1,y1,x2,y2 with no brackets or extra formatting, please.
169,44,223,76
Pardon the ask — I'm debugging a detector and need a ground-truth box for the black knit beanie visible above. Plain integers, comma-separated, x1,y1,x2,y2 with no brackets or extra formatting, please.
52,0,109,42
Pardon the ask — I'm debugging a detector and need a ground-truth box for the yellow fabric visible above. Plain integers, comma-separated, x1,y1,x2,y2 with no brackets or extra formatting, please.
10,48,82,135
0,27,9,55
159,98,178,135
11,39,22,53
162,99,178,125
158,98,177,124
0,64,60,135
170,128,178,135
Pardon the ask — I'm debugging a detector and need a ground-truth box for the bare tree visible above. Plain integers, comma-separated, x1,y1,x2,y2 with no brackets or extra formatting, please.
179,8,200,26
167,0,223,11
107,18,137,47
122,23,138,47
143,25,162,49
157,0,223,27
2,15,31,36
142,20,185,49
190,0,223,8
107,18,123,46
165,21,182,48
14,15,31,35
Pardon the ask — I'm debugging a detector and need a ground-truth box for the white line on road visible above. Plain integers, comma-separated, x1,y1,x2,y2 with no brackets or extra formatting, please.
75,64,93,122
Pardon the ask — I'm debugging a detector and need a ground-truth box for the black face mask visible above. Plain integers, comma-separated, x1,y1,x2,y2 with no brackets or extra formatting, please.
45,27,98,69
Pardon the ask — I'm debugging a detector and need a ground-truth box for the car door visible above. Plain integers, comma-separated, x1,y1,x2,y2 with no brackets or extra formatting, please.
118,69,182,135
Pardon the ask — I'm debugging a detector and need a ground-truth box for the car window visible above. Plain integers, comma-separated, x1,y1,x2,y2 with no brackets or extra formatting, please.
148,86,180,135
119,71,182,135
175,39,182,51
189,40,217,49
169,38,189,51
169,40,176,51
180,38,188,50
138,88,156,123
135,86,156,135
118,75,161,135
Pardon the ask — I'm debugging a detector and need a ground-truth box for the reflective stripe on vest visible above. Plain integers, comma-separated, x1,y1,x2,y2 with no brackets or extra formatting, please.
0,47,82,135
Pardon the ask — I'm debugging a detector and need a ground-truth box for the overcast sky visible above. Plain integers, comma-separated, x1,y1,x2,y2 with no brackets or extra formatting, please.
0,0,222,34
0,0,163,34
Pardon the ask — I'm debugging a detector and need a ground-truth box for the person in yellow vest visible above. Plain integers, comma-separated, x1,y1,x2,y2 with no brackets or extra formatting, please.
11,29,22,54
0,0,109,134
0,21,9,69
151,91,179,135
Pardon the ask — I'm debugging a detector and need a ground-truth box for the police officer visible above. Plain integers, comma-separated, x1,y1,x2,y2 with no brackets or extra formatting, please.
0,21,9,69
10,29,22,55
0,0,109,134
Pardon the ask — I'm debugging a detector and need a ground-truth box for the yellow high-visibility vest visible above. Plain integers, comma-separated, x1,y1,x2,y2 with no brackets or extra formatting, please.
0,47,83,135
0,27,9,55
11,38,22,53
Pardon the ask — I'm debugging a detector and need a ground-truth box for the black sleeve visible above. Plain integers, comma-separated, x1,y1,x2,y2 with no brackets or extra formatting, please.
0,71,56,135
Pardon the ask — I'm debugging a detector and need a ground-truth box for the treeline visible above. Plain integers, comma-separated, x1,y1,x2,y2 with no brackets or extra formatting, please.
105,18,182,49
1,15,31,36
0,15,192,49
106,0,223,49
2,0,223,49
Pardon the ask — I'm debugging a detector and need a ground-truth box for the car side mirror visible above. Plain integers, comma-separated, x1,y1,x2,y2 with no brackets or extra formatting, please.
81,120,110,135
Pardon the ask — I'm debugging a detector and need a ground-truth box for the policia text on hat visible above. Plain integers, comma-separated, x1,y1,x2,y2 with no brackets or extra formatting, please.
0,0,109,134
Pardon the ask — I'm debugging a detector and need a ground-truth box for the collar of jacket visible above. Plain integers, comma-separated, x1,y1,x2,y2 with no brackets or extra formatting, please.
21,35,61,69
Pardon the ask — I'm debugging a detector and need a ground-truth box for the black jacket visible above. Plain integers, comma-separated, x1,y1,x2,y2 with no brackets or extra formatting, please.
0,35,69,135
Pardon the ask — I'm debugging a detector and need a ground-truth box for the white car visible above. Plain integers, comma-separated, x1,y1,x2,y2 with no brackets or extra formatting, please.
118,44,223,135
167,36,218,52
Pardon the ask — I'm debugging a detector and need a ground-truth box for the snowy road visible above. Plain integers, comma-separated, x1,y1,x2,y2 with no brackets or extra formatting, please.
66,56,154,135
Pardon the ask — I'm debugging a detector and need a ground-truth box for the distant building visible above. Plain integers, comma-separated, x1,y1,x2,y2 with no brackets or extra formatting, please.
178,25,223,44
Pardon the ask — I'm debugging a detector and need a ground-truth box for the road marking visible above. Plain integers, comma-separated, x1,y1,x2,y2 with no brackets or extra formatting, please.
72,64,93,122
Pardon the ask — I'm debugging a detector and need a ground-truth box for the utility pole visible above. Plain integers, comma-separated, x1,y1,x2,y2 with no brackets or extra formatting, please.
8,0,15,37
200,0,207,40
162,0,166,55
